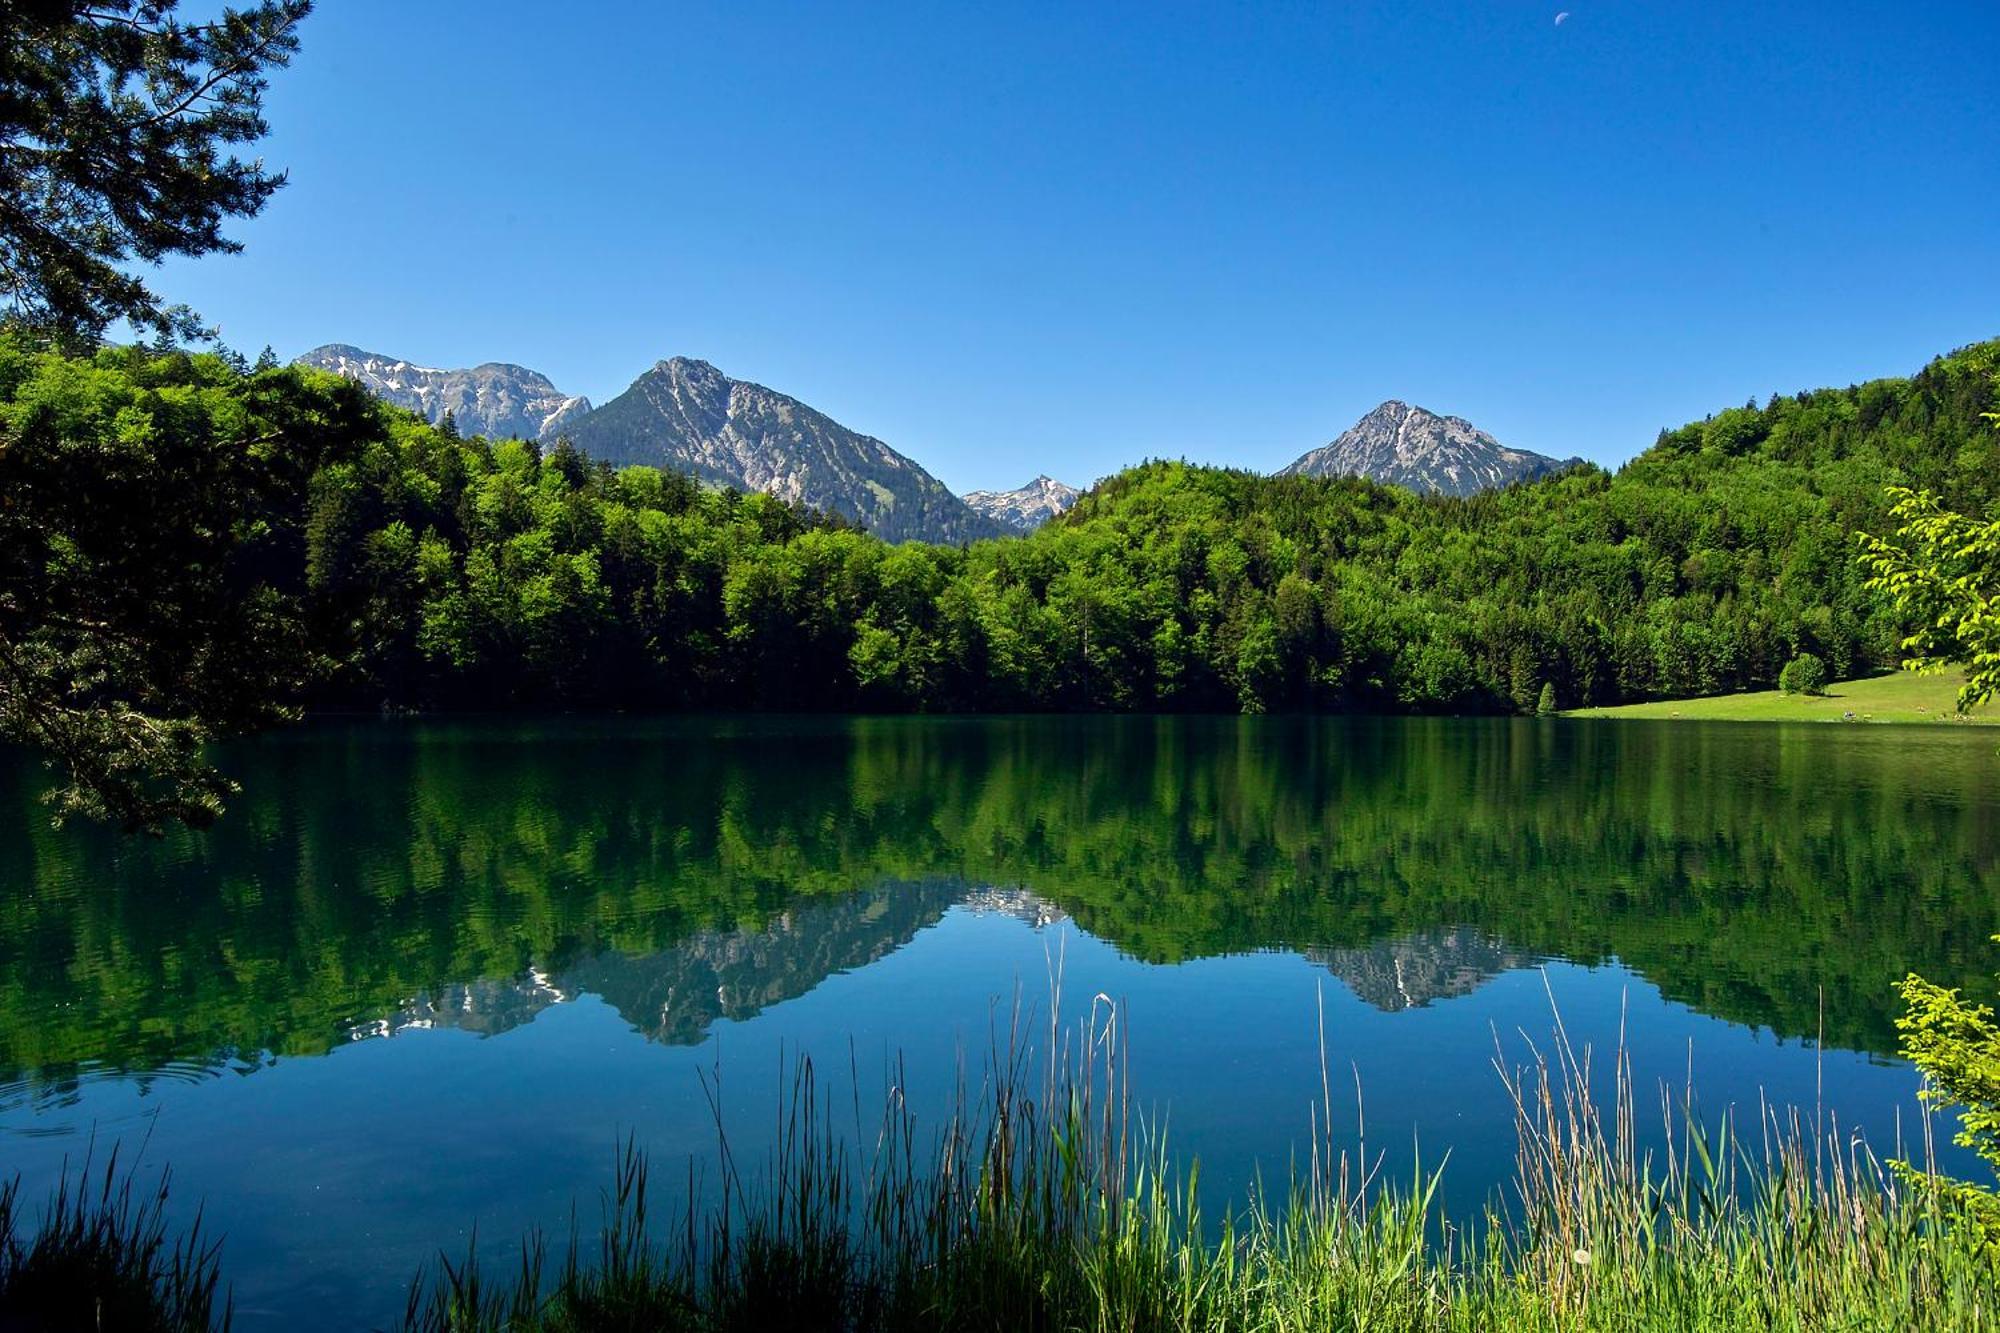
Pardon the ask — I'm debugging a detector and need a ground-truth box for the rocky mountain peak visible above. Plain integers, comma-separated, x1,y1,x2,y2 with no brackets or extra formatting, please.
295,343,592,444
652,355,725,385
1278,400,1580,497
564,358,1008,544
963,474,1081,533
295,344,1011,545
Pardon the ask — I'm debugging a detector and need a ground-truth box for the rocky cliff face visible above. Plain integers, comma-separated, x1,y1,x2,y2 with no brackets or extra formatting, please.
963,475,1080,532
1279,401,1579,497
295,343,592,442
562,357,1009,545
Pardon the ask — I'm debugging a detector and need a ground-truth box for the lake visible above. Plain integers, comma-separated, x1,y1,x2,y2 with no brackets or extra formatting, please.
2,715,1996,1327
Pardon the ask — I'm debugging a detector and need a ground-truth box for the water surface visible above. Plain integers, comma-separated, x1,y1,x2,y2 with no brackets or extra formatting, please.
2,716,1995,1326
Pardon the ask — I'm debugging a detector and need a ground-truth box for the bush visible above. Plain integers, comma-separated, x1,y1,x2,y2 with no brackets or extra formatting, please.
1778,652,1827,695
1895,937,2000,1258
1535,682,1558,716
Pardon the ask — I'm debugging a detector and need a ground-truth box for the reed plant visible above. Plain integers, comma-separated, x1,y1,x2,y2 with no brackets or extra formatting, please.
0,1144,230,1332
404,987,1998,1332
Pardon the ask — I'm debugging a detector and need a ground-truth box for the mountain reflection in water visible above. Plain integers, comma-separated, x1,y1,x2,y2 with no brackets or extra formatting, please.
2,714,1997,1094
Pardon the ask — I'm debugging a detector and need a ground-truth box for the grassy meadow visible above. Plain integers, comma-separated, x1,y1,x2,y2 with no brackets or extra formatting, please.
1565,670,1996,725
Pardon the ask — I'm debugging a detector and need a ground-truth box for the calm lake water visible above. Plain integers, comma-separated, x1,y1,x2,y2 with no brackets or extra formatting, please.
2,716,1996,1327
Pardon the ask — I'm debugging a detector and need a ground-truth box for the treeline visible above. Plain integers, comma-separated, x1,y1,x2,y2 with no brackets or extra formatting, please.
4,334,1996,724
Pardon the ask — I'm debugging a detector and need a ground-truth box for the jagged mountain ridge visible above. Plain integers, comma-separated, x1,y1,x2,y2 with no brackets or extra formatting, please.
299,344,1572,538
295,344,593,443
298,345,1001,544
1280,400,1580,497
963,475,1080,532
562,357,1007,545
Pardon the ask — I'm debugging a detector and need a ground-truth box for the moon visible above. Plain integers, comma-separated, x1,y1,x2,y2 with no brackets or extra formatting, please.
1555,10,1570,23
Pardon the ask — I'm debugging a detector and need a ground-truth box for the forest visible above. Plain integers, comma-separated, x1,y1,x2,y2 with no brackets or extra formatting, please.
2,332,1998,823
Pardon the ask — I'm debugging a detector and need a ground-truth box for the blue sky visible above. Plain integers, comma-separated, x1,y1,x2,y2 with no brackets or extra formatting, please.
160,1,2000,494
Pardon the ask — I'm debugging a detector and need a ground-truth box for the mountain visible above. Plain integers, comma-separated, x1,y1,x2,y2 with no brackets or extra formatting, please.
1278,400,1580,497
562,356,1007,544
963,475,1080,532
296,344,592,443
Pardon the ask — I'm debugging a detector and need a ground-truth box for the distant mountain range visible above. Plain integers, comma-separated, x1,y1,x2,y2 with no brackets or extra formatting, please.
560,356,1006,544
298,345,1575,540
300,344,1015,544
295,344,594,444
963,475,1080,532
1280,400,1581,497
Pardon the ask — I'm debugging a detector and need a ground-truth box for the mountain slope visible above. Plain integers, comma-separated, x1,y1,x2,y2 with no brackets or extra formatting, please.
963,475,1080,532
296,344,592,442
1279,400,1578,496
562,357,1006,544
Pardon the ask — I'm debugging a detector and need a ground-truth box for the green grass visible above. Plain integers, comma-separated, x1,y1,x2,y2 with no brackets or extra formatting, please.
0,1149,230,1332
1566,669,1997,725
9,1003,1997,1330
404,1006,2000,1332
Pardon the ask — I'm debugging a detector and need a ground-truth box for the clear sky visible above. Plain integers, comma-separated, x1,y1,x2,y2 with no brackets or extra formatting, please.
157,1,2000,494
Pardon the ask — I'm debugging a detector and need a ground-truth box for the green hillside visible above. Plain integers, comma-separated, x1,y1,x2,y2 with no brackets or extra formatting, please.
5,333,2000,822
1567,669,1997,724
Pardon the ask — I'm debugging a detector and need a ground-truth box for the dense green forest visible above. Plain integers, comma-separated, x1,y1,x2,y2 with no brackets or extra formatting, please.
3,333,1997,759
